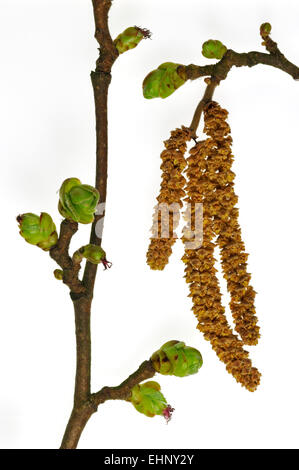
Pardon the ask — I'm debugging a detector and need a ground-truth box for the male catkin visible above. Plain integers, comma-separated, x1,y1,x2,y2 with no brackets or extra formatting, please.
203,102,260,345
182,140,261,391
147,126,192,270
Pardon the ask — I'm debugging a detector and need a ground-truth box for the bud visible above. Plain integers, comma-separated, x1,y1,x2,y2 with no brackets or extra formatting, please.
143,62,187,99
151,340,203,377
260,22,272,38
53,269,63,280
58,178,99,224
114,26,151,54
17,212,58,251
130,381,172,420
202,40,227,60
80,244,112,269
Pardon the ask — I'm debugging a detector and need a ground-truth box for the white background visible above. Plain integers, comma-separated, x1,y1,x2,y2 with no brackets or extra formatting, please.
0,0,299,449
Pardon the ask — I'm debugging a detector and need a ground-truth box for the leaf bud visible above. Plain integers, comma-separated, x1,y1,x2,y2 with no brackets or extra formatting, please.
75,244,112,269
53,269,63,280
17,212,58,251
260,22,272,38
58,178,99,224
202,39,227,59
151,340,203,377
114,26,151,54
143,62,187,99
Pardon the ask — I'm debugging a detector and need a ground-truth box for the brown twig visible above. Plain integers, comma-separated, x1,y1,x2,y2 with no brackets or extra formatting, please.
56,1,153,449
189,78,219,138
57,0,117,449
181,48,299,83
82,0,119,296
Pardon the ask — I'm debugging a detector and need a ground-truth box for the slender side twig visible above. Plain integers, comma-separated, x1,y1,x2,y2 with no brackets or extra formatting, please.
183,32,299,136
91,361,156,407
189,78,219,138
50,220,85,296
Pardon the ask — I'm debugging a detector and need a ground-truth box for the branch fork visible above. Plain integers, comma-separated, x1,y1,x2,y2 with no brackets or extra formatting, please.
186,24,299,137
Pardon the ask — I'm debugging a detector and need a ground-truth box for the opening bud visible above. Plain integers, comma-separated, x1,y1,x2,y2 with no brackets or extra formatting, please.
151,340,203,377
58,178,99,224
17,212,58,251
114,26,151,54
202,39,227,60
77,244,112,269
143,62,187,99
129,381,172,421
260,22,272,38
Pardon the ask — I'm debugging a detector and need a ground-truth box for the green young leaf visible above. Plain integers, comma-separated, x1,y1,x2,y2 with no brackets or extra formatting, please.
202,39,227,60
58,178,99,224
151,340,203,377
143,62,187,99
114,26,151,54
17,212,58,251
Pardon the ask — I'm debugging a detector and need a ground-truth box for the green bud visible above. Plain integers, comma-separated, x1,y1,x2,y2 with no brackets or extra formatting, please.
260,22,272,37
53,269,63,280
17,212,58,251
143,62,187,99
81,244,106,264
74,244,112,269
72,250,83,264
58,178,99,224
202,40,227,60
130,381,168,418
114,26,151,54
151,340,203,377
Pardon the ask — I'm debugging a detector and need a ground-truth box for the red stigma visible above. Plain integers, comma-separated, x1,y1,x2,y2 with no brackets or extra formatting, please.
162,405,175,423
102,259,112,270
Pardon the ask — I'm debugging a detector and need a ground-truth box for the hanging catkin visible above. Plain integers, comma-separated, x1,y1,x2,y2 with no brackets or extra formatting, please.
203,102,260,345
182,141,261,391
146,126,192,270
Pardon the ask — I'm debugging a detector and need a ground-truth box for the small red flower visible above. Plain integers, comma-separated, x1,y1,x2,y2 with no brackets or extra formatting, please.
162,405,175,423
102,258,112,270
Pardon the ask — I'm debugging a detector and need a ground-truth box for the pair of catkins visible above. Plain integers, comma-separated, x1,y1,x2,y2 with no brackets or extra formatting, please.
147,101,261,392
